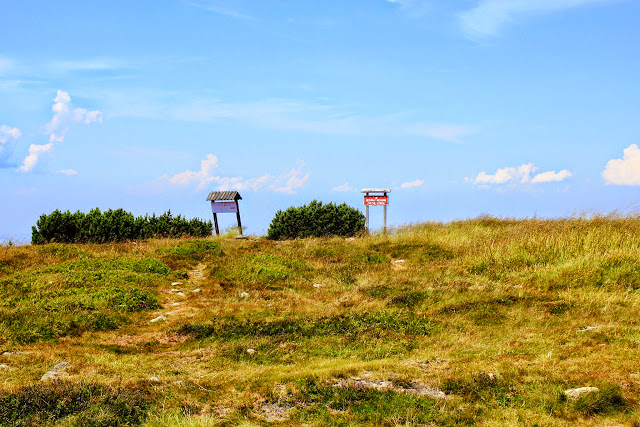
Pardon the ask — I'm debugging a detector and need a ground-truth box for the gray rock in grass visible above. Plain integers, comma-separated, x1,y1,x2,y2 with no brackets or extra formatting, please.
564,386,599,400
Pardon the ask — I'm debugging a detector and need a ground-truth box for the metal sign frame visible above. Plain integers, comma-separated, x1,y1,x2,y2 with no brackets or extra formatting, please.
361,188,391,233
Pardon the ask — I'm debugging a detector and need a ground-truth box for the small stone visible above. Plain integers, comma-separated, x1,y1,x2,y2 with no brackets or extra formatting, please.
41,362,70,381
171,282,182,286
191,288,202,293
246,348,256,354
313,283,323,288
176,292,186,297
564,386,599,400
170,288,180,292
171,302,181,306
150,315,167,323
0,364,9,369
240,292,249,298
149,376,160,382
393,259,406,264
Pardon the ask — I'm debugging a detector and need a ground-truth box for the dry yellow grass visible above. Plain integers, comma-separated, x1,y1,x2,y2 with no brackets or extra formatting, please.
1,217,639,425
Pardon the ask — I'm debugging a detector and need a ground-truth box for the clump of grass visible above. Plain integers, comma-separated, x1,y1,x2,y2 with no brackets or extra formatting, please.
177,311,438,341
212,253,310,284
0,380,153,426
157,240,222,269
567,384,628,416
288,377,468,425
0,257,167,344
441,372,518,407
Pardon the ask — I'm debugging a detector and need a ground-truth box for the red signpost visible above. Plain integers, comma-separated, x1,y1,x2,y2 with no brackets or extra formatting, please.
364,196,388,206
361,188,391,233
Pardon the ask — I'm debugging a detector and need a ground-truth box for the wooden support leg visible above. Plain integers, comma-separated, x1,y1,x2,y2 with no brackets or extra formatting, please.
235,201,243,235
213,213,219,236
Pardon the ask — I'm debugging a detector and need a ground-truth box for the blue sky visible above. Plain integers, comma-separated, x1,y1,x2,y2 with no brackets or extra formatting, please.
1,0,639,241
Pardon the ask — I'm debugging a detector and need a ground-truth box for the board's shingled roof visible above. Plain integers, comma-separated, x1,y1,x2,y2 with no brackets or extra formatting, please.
206,191,242,201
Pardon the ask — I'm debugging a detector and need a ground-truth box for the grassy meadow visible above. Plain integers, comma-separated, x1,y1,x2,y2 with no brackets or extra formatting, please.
0,217,639,426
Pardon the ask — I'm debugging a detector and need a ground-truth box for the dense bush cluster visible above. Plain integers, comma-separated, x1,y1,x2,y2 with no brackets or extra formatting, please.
31,208,212,244
0,380,152,426
267,200,365,240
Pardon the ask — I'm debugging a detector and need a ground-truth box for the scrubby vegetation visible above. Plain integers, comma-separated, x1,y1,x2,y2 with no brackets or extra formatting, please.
1,216,640,425
267,200,365,239
31,208,212,244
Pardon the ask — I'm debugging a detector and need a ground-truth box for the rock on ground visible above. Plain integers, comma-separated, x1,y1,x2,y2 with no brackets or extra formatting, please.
41,362,70,381
564,386,599,400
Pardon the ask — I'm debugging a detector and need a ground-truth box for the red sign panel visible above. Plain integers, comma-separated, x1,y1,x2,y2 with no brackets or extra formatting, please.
364,196,388,206
211,201,238,214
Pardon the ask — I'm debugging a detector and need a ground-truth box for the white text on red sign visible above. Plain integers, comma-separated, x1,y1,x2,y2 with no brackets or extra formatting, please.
364,196,388,206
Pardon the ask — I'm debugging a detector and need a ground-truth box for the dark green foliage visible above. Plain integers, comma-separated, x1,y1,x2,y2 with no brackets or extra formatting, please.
0,257,166,344
569,384,628,416
0,380,152,426
177,311,437,341
31,208,212,244
442,373,518,406
290,377,467,425
267,200,365,240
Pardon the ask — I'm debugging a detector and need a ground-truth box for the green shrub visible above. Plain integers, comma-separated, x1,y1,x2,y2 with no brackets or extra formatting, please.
31,208,212,244
0,380,152,426
267,200,365,240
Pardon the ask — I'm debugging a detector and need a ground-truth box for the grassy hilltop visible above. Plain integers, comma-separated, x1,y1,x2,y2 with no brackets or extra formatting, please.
0,217,639,426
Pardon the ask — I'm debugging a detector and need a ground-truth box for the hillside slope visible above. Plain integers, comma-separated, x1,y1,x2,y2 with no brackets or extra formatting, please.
1,218,639,426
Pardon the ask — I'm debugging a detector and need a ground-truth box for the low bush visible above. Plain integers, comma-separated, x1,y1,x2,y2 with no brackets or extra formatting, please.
267,200,365,240
0,380,152,426
31,208,212,244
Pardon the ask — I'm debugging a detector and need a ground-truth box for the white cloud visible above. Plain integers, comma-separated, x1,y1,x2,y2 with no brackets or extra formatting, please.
271,161,310,194
185,1,254,20
163,155,310,193
459,0,615,38
409,124,476,142
602,144,640,186
56,169,78,176
0,125,22,166
0,125,21,145
18,143,54,173
18,90,102,172
332,182,354,192
470,163,573,186
530,169,573,183
399,179,425,189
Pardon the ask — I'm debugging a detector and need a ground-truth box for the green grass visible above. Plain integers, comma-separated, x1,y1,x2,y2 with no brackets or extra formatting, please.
1,218,640,425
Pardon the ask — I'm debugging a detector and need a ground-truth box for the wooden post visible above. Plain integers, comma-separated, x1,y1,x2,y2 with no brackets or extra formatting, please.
365,192,370,233
213,213,220,236
235,200,243,235
383,192,387,235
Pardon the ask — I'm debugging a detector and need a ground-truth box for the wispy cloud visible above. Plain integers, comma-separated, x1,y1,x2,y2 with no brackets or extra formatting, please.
468,163,573,186
332,182,355,192
385,0,432,18
0,125,21,145
160,155,310,194
0,125,21,166
48,58,132,73
56,169,78,176
185,1,254,20
408,124,476,142
398,179,425,189
459,0,615,39
602,144,640,186
101,90,473,141
18,90,102,172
